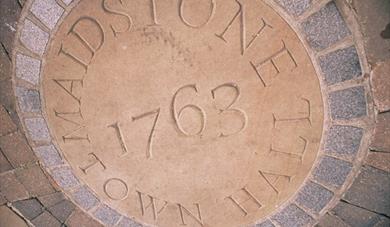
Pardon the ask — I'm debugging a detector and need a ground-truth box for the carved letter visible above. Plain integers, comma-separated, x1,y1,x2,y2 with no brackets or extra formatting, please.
272,98,312,127
250,40,297,87
104,178,129,200
226,187,262,216
177,203,203,226
132,108,160,159
148,0,160,25
62,126,90,143
53,79,83,104
108,122,129,156
59,17,105,72
179,0,215,28
102,0,133,36
79,152,106,174
211,83,247,137
258,170,293,194
54,107,83,126
136,191,168,221
215,0,272,55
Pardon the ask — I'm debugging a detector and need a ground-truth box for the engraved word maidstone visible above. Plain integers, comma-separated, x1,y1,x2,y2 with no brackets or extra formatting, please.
42,0,323,226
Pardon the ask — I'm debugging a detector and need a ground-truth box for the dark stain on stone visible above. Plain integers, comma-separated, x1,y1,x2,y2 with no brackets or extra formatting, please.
380,23,390,39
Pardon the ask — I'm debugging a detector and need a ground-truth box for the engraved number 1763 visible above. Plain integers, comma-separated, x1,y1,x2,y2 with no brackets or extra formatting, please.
108,83,247,159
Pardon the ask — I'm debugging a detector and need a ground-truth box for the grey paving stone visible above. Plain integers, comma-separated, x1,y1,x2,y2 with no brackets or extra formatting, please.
296,181,334,213
15,164,55,196
0,0,21,54
352,0,390,64
72,186,99,210
51,167,79,188
31,211,61,227
0,171,29,202
20,19,49,56
371,111,390,152
343,166,390,216
47,199,75,223
302,2,350,50
0,79,16,114
13,199,44,220
30,0,64,30
38,191,65,207
66,208,103,227
15,87,41,113
117,216,142,227
371,60,390,112
365,151,390,172
316,213,349,227
24,117,51,142
329,86,367,120
331,201,384,227
0,132,37,167
312,156,352,188
93,204,121,226
0,105,16,136
325,125,364,159
271,203,314,227
0,45,11,82
255,219,275,227
0,205,28,227
275,0,312,16
33,144,63,167
0,151,12,173
15,54,41,85
319,46,362,85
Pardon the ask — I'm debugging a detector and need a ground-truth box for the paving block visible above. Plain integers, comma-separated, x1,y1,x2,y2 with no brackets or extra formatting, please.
271,203,314,227
370,112,390,152
0,105,16,136
20,19,49,56
343,166,390,216
15,87,41,113
30,0,64,30
0,171,29,202
296,181,334,213
275,0,312,16
47,199,75,223
93,204,121,226
0,132,37,168
312,156,352,188
71,186,99,210
331,201,384,227
31,211,61,227
66,208,103,227
0,205,28,227
324,125,363,159
319,46,362,85
13,198,44,220
329,86,367,120
33,144,63,167
15,54,41,85
15,165,55,197
302,2,350,50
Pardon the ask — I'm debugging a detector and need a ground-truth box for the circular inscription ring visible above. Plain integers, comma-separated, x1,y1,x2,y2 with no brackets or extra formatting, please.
13,0,373,226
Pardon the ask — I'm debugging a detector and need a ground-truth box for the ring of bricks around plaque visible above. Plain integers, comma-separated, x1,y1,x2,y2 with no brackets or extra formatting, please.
13,0,371,226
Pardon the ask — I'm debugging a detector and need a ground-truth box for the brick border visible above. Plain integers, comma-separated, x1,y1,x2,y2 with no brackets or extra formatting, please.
10,0,375,226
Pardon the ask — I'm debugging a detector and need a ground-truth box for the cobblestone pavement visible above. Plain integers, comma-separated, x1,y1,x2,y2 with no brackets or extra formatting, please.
0,0,389,226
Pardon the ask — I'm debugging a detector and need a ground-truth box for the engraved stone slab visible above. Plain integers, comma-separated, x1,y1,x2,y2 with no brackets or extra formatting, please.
12,0,377,226
40,0,324,226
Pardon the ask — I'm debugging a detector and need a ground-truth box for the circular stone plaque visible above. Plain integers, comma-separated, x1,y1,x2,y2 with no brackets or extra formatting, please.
41,0,323,226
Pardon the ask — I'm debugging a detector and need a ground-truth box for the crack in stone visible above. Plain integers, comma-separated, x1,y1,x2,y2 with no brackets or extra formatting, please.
340,199,390,219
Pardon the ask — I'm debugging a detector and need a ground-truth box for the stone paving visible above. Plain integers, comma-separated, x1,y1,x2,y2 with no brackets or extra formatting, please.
0,0,388,226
